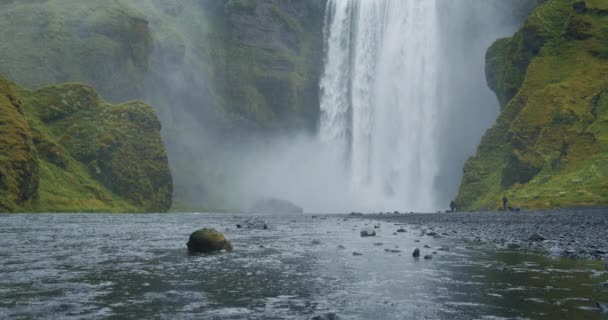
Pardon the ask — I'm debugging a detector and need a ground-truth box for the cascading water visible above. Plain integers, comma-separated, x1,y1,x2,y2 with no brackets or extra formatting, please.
320,0,441,211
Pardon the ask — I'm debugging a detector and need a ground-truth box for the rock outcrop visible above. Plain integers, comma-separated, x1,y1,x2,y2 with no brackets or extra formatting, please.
249,197,303,214
187,228,233,253
0,76,172,212
0,1,328,211
457,0,608,210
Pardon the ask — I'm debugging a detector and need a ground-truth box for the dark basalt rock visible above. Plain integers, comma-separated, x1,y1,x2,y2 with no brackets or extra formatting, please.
412,248,420,258
528,233,546,242
423,255,433,260
187,228,233,253
360,227,376,237
312,312,339,320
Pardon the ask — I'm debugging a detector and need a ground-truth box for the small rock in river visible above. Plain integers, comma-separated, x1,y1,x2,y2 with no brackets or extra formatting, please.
337,245,346,250
602,281,608,288
424,255,433,260
424,245,431,249
236,224,242,229
528,233,546,242
312,312,339,320
412,248,420,258
414,240,420,243
597,302,608,313
507,243,521,249
373,242,383,246
426,231,438,237
397,228,406,233
353,252,363,256
311,239,321,245
360,227,376,237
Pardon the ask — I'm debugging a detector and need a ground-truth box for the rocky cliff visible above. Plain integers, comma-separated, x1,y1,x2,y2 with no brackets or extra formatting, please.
0,76,172,213
457,0,608,210
0,0,327,210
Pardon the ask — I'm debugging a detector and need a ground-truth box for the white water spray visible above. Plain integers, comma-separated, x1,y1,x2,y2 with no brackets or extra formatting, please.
320,0,441,211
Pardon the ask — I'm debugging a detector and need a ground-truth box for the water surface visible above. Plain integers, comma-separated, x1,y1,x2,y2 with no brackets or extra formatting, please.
0,213,606,319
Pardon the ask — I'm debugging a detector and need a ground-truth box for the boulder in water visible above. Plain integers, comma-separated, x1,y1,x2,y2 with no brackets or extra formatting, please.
312,312,339,320
528,233,546,242
412,248,420,258
360,227,376,237
598,302,608,313
187,228,233,253
249,197,303,214
239,217,268,230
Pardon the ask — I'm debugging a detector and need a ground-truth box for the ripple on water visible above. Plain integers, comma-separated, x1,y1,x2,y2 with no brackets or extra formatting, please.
0,213,607,320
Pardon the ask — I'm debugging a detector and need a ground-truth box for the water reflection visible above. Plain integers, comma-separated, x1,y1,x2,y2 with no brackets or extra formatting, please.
0,214,606,319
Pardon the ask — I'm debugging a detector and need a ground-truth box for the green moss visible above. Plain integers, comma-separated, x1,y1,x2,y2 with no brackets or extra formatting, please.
0,77,39,211
457,0,608,211
0,75,172,213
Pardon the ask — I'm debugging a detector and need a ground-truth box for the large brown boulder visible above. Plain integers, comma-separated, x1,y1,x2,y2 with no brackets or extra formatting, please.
187,228,233,253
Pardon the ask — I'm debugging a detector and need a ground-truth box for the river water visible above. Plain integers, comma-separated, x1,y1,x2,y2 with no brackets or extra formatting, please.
1,213,606,319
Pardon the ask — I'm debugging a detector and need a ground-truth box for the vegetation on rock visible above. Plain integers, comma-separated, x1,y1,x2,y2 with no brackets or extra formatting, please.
457,0,608,210
0,76,172,213
0,0,327,211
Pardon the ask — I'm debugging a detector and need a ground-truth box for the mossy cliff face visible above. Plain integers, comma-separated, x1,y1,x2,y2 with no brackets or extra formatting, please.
0,1,327,210
215,0,327,128
0,0,152,104
457,0,608,210
0,79,39,212
0,76,172,212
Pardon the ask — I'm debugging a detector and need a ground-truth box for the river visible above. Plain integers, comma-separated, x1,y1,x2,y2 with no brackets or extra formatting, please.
1,213,606,319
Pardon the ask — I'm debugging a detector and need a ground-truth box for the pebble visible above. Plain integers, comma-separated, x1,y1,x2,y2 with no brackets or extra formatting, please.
412,248,420,258
423,255,433,260
312,313,339,320
352,252,363,256
528,233,546,242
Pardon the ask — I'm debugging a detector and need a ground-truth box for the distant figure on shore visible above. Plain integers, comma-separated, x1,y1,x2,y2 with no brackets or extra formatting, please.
502,195,509,210
449,200,457,213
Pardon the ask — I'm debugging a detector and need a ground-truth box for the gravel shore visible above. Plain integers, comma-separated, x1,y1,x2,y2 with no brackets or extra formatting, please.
355,208,608,261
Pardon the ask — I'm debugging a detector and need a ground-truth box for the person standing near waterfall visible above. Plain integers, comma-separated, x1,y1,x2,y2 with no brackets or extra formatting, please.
502,195,509,211
449,200,457,213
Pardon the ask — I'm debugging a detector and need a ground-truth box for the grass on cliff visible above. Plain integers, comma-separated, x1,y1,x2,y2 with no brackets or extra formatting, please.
457,0,608,211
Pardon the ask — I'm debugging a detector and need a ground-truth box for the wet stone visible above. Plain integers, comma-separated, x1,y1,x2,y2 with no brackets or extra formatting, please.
412,248,420,258
312,313,339,320
528,233,546,242
424,255,433,260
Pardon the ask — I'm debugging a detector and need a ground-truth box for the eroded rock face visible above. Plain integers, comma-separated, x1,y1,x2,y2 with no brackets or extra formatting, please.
0,75,172,213
187,228,233,253
26,83,173,212
0,78,39,210
0,0,152,103
457,0,608,211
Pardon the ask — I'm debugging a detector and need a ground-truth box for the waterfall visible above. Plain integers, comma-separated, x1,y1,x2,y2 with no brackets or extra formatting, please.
320,0,441,211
